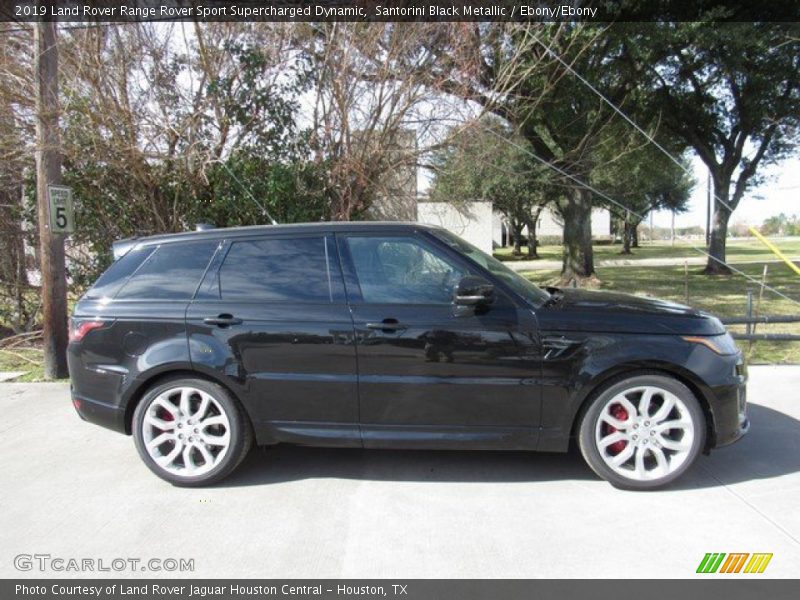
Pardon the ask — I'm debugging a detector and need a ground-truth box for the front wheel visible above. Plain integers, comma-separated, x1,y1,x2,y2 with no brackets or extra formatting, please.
133,378,252,486
578,374,706,490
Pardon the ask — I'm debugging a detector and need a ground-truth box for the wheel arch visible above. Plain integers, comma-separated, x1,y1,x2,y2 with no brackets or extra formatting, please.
568,361,717,451
123,368,252,436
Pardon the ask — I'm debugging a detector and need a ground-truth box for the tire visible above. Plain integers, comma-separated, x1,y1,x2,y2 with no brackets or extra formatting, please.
577,373,706,490
133,377,253,487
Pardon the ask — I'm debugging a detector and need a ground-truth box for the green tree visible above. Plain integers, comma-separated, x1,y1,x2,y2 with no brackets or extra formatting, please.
591,132,694,254
627,22,800,274
428,118,554,258
425,24,650,284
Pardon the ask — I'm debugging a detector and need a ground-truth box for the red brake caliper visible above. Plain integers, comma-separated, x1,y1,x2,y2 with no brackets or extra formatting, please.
604,403,629,455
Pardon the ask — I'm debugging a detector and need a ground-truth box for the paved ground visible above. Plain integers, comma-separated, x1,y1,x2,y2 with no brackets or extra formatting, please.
1,366,799,579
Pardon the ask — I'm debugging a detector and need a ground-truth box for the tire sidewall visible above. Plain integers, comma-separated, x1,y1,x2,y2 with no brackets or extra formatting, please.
132,377,248,487
578,374,706,490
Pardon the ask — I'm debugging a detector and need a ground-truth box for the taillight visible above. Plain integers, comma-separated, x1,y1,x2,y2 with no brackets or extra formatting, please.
69,320,109,343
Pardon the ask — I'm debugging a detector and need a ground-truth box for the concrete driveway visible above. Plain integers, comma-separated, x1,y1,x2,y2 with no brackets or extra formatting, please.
1,366,799,579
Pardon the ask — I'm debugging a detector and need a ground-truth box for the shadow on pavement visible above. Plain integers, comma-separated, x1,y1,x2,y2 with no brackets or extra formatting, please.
222,403,800,489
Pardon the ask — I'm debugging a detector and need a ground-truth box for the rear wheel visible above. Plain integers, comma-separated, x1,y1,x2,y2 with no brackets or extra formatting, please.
133,378,252,486
578,374,705,490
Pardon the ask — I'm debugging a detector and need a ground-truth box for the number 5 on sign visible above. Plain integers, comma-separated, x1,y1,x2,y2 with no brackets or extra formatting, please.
47,185,74,234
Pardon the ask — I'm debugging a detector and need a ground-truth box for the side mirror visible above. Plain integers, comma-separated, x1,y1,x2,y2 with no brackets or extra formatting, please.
453,276,495,307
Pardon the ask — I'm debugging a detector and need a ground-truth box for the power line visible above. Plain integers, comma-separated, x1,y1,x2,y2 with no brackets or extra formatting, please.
530,32,741,218
480,124,800,308
217,160,279,225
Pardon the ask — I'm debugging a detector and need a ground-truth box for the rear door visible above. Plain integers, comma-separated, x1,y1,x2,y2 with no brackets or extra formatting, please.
186,233,360,446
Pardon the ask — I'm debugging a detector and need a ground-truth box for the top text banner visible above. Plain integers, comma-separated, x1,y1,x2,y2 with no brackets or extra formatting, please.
4,0,799,23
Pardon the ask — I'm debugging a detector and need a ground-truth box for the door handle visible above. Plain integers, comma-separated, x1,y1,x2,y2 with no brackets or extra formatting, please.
203,314,243,327
366,319,407,332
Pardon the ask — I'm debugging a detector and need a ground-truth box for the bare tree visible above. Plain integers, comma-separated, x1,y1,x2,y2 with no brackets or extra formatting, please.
302,23,449,220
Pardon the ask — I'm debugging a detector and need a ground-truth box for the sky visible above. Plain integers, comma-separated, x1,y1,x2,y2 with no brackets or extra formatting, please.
650,154,800,230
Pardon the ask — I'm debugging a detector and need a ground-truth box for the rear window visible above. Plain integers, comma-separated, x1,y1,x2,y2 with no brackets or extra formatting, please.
113,241,218,300
85,246,154,299
219,236,333,303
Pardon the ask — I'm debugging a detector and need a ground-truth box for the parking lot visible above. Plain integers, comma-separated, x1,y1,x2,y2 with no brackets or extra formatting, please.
2,366,799,579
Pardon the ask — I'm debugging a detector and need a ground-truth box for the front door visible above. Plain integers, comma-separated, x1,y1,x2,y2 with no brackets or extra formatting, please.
338,232,541,450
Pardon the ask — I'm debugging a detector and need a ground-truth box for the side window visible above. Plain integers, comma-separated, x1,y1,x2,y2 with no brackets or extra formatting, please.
345,236,466,304
219,236,334,303
115,241,217,300
85,246,154,299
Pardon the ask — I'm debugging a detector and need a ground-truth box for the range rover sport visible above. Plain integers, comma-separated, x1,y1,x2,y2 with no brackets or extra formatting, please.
68,223,748,489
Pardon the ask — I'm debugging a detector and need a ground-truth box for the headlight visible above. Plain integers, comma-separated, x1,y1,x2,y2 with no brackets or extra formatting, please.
682,333,739,355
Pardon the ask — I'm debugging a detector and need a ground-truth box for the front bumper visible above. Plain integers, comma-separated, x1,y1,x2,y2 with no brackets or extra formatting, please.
709,361,748,448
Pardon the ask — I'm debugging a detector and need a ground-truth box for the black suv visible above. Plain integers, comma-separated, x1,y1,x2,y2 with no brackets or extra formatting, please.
68,223,748,489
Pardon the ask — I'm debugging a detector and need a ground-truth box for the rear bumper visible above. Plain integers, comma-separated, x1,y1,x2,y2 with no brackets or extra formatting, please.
71,389,128,434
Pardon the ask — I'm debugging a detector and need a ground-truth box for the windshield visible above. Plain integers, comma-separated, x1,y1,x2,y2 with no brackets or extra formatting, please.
429,229,550,305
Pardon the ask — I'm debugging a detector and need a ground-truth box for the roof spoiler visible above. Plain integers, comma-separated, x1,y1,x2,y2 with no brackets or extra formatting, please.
112,238,137,261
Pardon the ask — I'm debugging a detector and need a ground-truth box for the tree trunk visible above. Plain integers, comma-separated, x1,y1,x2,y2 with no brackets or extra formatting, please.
558,189,595,284
631,226,639,248
703,172,733,275
509,220,523,256
704,204,732,275
621,223,632,254
524,206,543,259
620,214,633,255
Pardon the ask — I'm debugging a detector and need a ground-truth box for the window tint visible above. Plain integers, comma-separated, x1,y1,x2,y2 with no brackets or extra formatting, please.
345,236,466,304
86,246,154,299
115,241,217,300
429,229,550,305
219,237,333,303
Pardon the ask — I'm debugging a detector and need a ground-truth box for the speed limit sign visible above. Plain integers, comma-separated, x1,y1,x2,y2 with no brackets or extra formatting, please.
47,185,74,234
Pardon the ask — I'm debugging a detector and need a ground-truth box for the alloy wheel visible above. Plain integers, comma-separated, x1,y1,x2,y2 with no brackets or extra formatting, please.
141,386,231,477
594,385,695,482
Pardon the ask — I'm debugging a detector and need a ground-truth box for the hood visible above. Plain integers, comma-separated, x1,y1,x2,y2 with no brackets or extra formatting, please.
534,288,726,336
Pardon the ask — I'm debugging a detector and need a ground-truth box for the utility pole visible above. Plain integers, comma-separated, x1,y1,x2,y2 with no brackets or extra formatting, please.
34,20,68,379
671,210,675,247
706,170,712,247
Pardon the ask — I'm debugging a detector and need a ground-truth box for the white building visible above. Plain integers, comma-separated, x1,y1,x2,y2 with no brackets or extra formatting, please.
418,200,612,254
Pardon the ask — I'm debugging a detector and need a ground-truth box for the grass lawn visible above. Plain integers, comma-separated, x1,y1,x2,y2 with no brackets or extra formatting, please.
520,260,800,364
0,347,46,382
494,237,800,264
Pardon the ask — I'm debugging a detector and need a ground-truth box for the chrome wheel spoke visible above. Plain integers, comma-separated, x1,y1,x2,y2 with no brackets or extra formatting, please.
152,397,179,419
638,388,655,417
155,443,182,468
634,447,648,478
656,435,690,452
182,445,197,472
145,414,176,431
610,444,635,467
147,432,174,449
179,388,193,417
201,415,226,428
203,431,230,447
652,395,677,422
193,394,211,421
194,443,214,466
599,431,627,449
651,446,669,475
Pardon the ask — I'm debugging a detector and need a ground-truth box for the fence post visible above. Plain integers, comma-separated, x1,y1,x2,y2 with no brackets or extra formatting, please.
745,290,754,337
684,261,689,305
